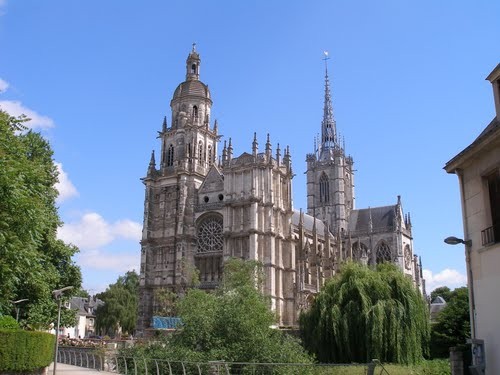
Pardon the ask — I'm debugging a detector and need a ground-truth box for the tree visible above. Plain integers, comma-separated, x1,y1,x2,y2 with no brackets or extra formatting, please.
122,258,311,366
0,109,82,328
430,286,452,302
430,287,470,358
300,262,430,364
95,271,139,336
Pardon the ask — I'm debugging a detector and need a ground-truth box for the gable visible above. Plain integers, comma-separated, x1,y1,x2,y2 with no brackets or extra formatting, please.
199,165,224,193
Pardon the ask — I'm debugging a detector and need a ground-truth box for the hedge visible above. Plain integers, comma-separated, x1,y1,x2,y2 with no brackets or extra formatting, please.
0,330,55,372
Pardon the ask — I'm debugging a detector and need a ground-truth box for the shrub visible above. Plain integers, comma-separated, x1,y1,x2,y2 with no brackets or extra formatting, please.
0,316,19,330
0,330,55,372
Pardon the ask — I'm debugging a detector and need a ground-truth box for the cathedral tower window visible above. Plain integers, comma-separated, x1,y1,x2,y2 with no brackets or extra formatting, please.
191,64,197,75
207,145,213,165
198,141,204,163
319,173,330,203
167,144,174,167
375,241,392,264
193,105,199,120
197,215,223,253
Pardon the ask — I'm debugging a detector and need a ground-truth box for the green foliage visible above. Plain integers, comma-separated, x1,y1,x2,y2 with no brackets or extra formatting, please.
121,258,311,367
431,286,452,302
0,109,82,327
0,315,19,329
153,288,178,316
0,329,55,371
430,287,470,358
300,262,430,364
96,270,139,336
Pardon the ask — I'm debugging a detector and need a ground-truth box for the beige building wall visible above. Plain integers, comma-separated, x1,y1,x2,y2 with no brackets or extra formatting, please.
445,63,500,374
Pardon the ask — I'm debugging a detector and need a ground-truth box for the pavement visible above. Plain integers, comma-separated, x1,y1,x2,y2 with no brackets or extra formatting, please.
47,363,109,375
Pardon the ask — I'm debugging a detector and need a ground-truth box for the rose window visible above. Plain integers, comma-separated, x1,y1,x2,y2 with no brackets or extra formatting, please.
197,216,223,253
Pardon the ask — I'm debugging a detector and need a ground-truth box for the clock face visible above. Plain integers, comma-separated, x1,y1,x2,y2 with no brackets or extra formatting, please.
404,246,412,270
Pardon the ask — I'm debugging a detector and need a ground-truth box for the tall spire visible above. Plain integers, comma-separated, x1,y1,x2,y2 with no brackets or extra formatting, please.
320,51,337,158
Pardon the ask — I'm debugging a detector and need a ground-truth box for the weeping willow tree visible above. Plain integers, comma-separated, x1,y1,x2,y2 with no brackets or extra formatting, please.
300,262,430,364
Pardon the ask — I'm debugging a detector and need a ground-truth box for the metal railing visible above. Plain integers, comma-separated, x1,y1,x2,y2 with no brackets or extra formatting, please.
481,224,499,246
57,349,390,375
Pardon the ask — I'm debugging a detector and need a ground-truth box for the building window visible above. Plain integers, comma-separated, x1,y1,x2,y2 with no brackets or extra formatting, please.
482,170,500,245
167,144,174,167
197,216,223,253
404,245,412,270
198,141,204,163
319,173,329,203
193,105,198,120
376,241,392,264
191,64,197,74
351,241,368,261
207,145,213,165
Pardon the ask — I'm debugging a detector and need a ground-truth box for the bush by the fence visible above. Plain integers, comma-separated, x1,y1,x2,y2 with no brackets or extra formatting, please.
0,329,55,372
0,316,19,330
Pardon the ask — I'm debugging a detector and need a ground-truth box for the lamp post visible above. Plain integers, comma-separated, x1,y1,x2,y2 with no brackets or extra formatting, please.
52,286,73,375
10,299,29,322
443,236,476,339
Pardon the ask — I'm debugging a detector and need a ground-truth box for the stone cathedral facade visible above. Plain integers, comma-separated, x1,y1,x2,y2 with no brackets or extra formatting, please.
136,47,425,336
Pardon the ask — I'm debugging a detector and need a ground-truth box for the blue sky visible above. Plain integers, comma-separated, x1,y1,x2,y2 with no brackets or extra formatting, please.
1,1,499,294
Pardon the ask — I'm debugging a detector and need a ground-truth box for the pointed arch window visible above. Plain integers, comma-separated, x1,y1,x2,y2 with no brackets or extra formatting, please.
351,241,368,261
166,144,174,167
198,141,204,163
319,173,330,203
207,145,213,165
376,241,392,264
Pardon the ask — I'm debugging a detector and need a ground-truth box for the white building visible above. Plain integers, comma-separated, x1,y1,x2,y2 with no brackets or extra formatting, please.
445,63,500,374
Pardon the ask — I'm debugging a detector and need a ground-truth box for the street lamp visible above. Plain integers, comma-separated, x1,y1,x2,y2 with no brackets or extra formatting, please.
52,286,73,375
10,299,29,322
443,235,476,339
444,236,472,247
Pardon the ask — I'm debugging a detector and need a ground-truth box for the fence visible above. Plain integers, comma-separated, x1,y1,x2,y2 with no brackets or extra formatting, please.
57,349,391,375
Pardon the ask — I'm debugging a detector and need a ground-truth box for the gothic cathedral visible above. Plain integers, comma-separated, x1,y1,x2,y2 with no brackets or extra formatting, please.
136,46,425,336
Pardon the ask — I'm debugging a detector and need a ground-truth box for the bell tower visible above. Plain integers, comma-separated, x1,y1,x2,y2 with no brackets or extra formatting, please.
137,45,220,337
306,53,355,234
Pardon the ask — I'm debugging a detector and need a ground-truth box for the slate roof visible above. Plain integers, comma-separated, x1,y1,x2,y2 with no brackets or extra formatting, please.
430,296,447,322
445,116,500,171
348,205,397,233
69,297,103,317
291,209,327,234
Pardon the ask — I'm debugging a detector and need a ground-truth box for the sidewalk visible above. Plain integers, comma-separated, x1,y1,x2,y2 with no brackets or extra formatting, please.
47,363,109,375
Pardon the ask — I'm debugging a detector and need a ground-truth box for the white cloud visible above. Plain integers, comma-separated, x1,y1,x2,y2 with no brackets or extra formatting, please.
0,78,9,92
112,219,142,241
77,249,139,273
0,100,54,129
0,0,6,16
54,162,79,203
58,212,141,286
57,212,142,250
423,268,467,293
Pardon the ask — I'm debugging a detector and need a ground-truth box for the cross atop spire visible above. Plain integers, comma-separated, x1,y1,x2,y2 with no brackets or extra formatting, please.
319,51,338,160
